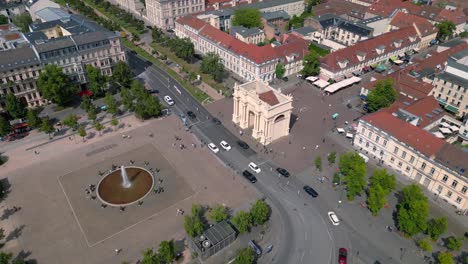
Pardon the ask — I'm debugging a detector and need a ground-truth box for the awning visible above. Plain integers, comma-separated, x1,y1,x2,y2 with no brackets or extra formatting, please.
390,56,398,61
313,79,329,88
306,76,318,82
433,131,445,139
439,127,452,134
324,76,361,94
450,125,459,132
337,128,345,133
440,122,450,128
375,65,386,72
370,63,378,68
398,53,405,58
346,133,354,139
394,60,404,65
413,48,420,52
445,104,458,113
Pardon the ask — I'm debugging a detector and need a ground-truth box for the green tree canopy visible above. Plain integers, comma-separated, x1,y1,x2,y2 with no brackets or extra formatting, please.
0,252,12,264
328,151,336,164
301,52,321,77
86,65,107,97
208,205,228,222
184,214,203,237
370,169,396,195
40,118,54,138
37,64,76,106
5,93,26,119
200,52,225,82
113,61,133,88
78,126,87,141
12,14,32,32
26,108,41,128
158,240,176,263
120,87,135,111
140,248,162,264
250,199,270,225
103,93,119,116
94,120,105,135
426,217,447,241
275,62,285,79
87,106,97,121
366,78,397,112
367,184,386,216
234,247,256,264
417,238,432,252
0,116,11,137
232,211,253,233
232,8,262,28
447,236,463,251
63,114,79,129
286,15,305,30
438,252,454,264
397,184,429,236
80,95,93,112
314,156,322,172
436,20,456,41
168,37,194,61
134,93,162,120
339,152,367,200
0,14,8,24
111,118,119,130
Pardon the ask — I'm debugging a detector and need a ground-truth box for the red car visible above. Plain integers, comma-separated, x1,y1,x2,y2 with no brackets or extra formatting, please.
338,248,347,264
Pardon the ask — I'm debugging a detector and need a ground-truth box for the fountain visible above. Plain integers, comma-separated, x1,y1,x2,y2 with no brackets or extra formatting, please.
121,165,132,188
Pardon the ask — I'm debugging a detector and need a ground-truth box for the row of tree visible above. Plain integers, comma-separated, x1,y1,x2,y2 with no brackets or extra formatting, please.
60,0,121,31
140,240,177,264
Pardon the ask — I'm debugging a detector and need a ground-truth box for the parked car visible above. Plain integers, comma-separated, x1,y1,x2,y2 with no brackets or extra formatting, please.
328,211,340,226
164,95,174,106
207,143,219,153
248,240,262,256
186,111,196,119
220,140,231,151
212,117,221,125
303,185,318,197
248,162,261,173
282,76,289,82
276,167,290,177
237,140,250,149
242,170,257,183
338,248,347,264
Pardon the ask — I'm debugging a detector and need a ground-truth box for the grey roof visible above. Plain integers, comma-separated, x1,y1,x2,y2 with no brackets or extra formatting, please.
34,36,76,53
0,46,40,72
435,144,468,178
437,72,468,88
439,39,466,48
72,31,116,45
451,49,468,61
231,26,263,38
203,221,235,245
262,10,290,21
23,31,47,44
292,26,316,35
35,7,70,22
206,8,235,17
29,14,104,35
317,14,373,36
360,15,384,25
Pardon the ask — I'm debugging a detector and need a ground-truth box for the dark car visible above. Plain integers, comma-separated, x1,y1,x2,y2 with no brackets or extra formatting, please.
149,88,159,94
237,140,250,149
276,167,290,177
242,170,257,183
338,248,347,264
166,29,174,33
186,111,196,119
282,76,289,82
212,117,221,125
303,185,318,197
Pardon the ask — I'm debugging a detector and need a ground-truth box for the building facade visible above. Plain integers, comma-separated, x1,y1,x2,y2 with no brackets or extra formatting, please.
146,0,205,29
230,26,264,45
315,14,373,47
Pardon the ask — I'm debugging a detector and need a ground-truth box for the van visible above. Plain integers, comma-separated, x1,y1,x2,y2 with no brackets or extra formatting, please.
358,153,369,163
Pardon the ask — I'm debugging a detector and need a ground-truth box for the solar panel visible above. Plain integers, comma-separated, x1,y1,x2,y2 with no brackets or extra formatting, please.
432,110,439,115
425,113,433,118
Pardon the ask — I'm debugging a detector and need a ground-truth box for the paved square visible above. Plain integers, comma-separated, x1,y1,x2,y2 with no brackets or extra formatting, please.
59,144,194,246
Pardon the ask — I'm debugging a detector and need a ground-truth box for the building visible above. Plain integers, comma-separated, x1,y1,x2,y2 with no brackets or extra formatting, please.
0,24,29,51
230,26,264,45
354,110,468,211
26,0,60,21
175,15,309,82
388,11,437,48
188,221,236,260
232,80,293,145
312,0,371,21
0,1,27,23
313,14,373,47
34,7,70,22
320,27,421,80
115,0,144,14
0,14,126,109
290,26,321,43
430,49,468,118
261,10,290,39
146,0,205,30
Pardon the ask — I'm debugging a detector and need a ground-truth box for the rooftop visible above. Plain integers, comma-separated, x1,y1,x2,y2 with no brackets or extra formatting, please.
313,0,367,19
231,26,263,38
393,96,445,128
389,11,437,37
317,14,373,37
0,46,40,72
239,80,291,106
35,7,70,22
291,26,317,36
203,221,236,245
365,71,434,100
262,10,290,21
435,144,468,178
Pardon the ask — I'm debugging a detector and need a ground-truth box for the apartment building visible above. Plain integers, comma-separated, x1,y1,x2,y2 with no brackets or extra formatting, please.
146,0,205,29
315,14,373,47
175,15,308,82
0,14,126,109
388,11,437,49
354,110,468,211
430,49,468,118
115,0,144,14
320,26,421,80
0,24,29,51
230,26,264,45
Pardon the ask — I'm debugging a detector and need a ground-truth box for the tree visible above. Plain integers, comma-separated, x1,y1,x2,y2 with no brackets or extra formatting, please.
111,118,119,131
301,52,321,77
367,184,386,216
184,214,203,237
78,126,87,142
369,169,396,195
103,93,119,116
140,248,161,264
87,106,97,121
113,61,133,88
339,152,367,200
168,37,194,61
40,118,54,138
63,114,79,130
208,205,228,222
232,8,262,28
94,120,104,136
134,93,162,120
231,211,253,233
438,252,454,264
417,238,432,252
436,20,456,41
120,87,134,111
314,156,322,172
426,217,447,241
286,15,305,30
366,78,397,112
234,247,256,264
0,252,12,264
158,240,176,263
328,151,336,164
200,52,225,82
4,93,26,119
26,108,41,128
275,62,285,79
37,64,76,106
86,65,107,97
0,14,8,24
12,14,32,32
397,184,429,236
447,236,463,251
81,95,93,112
250,199,270,225
152,27,164,43
0,116,11,137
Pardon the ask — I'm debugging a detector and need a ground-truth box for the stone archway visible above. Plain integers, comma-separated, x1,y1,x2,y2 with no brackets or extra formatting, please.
248,111,255,127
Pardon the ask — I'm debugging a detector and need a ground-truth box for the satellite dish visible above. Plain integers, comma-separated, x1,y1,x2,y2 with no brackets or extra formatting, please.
203,240,211,248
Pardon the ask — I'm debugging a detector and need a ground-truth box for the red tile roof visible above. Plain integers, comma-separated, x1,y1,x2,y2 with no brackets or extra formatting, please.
434,8,467,25
313,0,368,19
364,72,434,100
362,111,446,157
390,11,437,37
258,90,279,106
176,15,207,31
402,96,444,127
320,27,419,73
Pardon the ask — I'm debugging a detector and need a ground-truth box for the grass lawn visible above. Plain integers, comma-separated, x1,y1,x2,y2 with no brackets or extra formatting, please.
308,42,330,57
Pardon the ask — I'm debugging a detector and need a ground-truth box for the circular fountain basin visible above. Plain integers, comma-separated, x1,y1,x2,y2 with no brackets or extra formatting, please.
97,166,154,207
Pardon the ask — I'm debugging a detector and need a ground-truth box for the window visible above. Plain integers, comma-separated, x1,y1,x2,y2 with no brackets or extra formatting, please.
375,136,380,143
380,150,384,156
437,185,443,192
406,166,410,172
372,146,377,152
383,140,387,146
390,157,395,163
462,186,467,194
409,156,415,164
366,142,369,147
429,168,435,175
456,197,462,204
368,131,372,138
451,180,458,189
442,175,448,182
359,138,363,144
421,162,426,169
446,191,452,198
393,147,399,154
401,151,406,159
398,162,402,168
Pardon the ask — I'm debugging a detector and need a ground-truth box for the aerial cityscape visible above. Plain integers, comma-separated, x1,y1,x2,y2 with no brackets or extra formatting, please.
0,0,467,263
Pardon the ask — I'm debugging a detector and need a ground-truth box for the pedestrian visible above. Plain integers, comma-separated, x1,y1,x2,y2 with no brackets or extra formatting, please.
114,248,121,254
315,145,319,150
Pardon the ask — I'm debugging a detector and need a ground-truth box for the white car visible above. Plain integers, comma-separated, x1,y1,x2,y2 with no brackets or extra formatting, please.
220,140,231,151
164,95,174,106
208,143,219,153
328,211,340,226
248,162,261,173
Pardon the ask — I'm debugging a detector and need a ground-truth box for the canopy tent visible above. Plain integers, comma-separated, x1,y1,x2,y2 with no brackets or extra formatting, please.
450,125,459,132
413,48,420,53
306,76,318,82
346,133,354,139
313,79,329,88
440,122,450,128
445,104,458,113
324,76,361,94
398,53,405,58
337,128,345,133
375,64,386,73
389,56,398,62
433,131,445,139
393,60,404,65
439,127,452,134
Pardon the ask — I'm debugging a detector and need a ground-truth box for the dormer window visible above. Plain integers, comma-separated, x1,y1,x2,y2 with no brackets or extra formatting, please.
376,45,385,55
393,39,402,48
337,59,349,69
409,35,417,42
356,51,366,62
